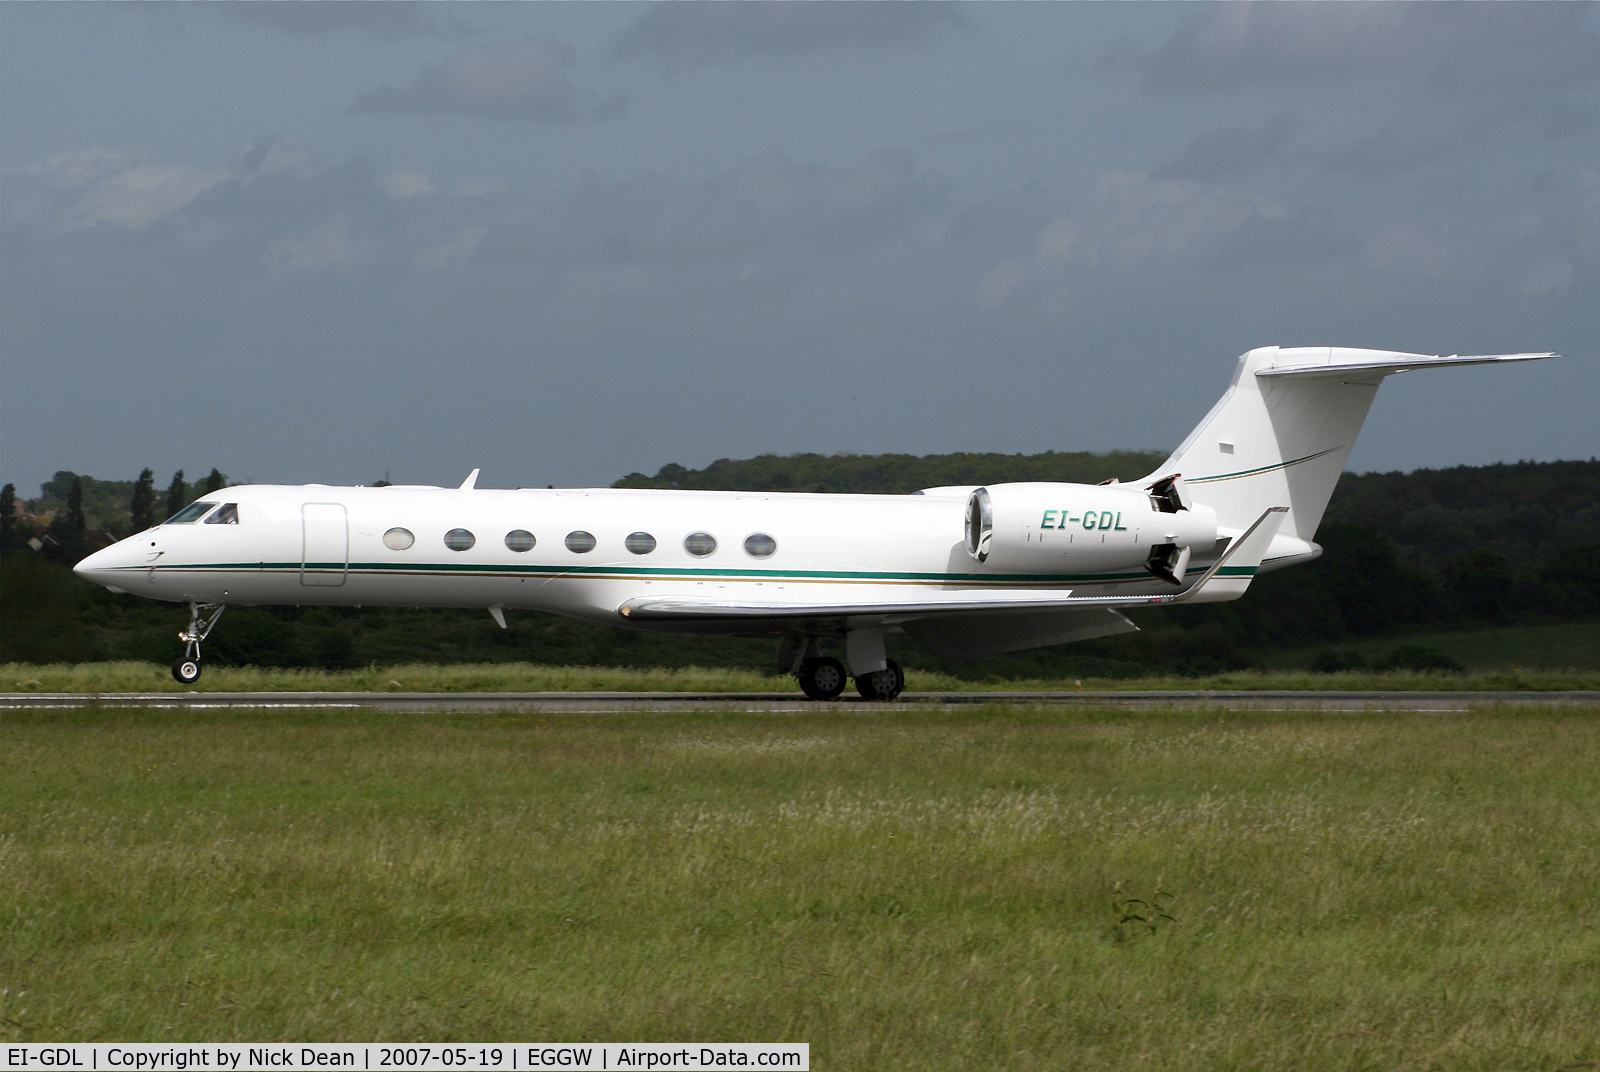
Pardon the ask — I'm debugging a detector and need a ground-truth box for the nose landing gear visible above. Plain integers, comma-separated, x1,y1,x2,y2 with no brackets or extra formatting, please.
171,602,226,684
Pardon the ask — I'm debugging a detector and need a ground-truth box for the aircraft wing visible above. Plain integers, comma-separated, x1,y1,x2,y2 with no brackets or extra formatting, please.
620,590,1088,623
618,506,1289,623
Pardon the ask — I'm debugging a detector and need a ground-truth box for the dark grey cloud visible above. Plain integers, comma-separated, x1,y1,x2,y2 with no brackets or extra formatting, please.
1428,7,1600,94
1326,100,1499,178
1005,173,1324,285
1140,4,1600,177
611,2,970,73
4,3,1595,499
1537,98,1600,142
473,148,946,265
1218,207,1357,268
1327,93,1600,178
353,36,625,123
222,1,470,39
1155,114,1294,181
0,140,959,376
1142,4,1427,92
1144,4,1598,94
922,123,1037,147
4,135,1594,492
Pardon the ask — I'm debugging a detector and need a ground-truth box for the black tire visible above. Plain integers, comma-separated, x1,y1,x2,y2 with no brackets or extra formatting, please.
172,656,202,685
854,658,905,702
797,656,847,701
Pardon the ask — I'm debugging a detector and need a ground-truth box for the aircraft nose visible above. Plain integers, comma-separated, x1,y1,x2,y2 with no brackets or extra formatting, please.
74,542,135,591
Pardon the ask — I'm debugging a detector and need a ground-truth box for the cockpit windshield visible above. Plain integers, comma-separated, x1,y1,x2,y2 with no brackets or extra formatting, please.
164,501,218,524
203,503,239,525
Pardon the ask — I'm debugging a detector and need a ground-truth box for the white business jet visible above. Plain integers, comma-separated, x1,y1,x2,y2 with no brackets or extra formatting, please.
75,346,1554,697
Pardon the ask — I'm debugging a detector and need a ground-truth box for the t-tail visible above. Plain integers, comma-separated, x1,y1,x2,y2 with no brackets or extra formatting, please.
1142,346,1556,570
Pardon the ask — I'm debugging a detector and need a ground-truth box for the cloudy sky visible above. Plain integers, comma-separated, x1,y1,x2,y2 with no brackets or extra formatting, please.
3,2,1596,494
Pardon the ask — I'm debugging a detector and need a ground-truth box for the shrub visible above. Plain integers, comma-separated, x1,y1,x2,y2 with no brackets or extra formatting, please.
1372,644,1464,673
1311,649,1367,673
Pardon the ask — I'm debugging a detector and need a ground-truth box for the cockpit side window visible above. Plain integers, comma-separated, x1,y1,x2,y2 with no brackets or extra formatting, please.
165,502,217,524
203,503,239,525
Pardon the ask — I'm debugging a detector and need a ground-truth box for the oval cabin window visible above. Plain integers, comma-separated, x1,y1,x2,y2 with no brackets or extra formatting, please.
504,530,536,552
383,527,415,550
683,532,717,557
565,530,597,554
744,533,777,558
625,532,657,555
444,528,476,551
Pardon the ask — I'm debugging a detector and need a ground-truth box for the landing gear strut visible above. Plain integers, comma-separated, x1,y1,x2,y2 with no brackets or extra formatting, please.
172,602,226,684
854,658,905,702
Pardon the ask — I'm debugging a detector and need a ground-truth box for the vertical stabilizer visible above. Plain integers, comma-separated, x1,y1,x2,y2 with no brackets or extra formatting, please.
1143,346,1555,540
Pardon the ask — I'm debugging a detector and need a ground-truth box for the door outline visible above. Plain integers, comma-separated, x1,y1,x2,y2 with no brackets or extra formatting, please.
301,503,349,587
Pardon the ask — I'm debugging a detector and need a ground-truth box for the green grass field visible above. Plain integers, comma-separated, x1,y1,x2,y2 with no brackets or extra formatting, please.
6,660,1600,694
3,704,1598,1068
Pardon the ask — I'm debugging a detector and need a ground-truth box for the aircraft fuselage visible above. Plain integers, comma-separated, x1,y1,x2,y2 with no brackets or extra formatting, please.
81,482,1194,637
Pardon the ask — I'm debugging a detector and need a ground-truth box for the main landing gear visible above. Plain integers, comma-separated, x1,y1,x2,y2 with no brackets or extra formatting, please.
797,656,848,701
171,602,226,684
854,659,905,702
784,633,906,702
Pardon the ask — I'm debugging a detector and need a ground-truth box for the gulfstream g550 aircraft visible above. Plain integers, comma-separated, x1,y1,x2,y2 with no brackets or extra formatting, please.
75,346,1554,698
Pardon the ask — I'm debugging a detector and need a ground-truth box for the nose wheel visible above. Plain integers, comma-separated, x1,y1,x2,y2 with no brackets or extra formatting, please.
171,602,226,684
854,658,905,702
172,656,203,684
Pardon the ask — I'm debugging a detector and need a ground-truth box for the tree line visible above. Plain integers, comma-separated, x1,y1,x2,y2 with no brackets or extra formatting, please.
2,455,1596,674
2,468,228,564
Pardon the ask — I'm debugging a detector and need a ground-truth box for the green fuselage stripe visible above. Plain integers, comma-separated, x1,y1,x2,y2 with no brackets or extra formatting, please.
124,560,1258,584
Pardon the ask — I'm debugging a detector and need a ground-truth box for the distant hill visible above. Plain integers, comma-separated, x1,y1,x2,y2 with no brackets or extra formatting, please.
1323,459,1600,569
609,453,1600,669
617,452,1599,571
4,453,1595,674
613,450,1169,495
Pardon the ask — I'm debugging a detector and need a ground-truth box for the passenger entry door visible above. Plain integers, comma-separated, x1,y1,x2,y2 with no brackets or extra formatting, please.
301,503,348,586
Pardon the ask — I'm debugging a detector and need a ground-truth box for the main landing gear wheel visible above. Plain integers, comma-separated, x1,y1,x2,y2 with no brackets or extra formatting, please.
854,658,905,702
172,656,202,684
797,656,848,701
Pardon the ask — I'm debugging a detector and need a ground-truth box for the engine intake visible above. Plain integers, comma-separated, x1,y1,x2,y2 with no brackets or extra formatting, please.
964,487,994,562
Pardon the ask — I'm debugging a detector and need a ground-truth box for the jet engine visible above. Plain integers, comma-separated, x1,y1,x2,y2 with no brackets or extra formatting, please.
964,478,1217,582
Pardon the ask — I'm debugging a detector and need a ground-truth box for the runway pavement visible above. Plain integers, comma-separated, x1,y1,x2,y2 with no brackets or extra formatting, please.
3,690,1597,712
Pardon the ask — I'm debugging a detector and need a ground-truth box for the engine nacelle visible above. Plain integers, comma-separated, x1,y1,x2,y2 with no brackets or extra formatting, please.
964,481,1218,579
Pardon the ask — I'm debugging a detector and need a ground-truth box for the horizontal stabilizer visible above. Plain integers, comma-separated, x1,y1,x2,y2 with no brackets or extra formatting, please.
1256,350,1556,380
